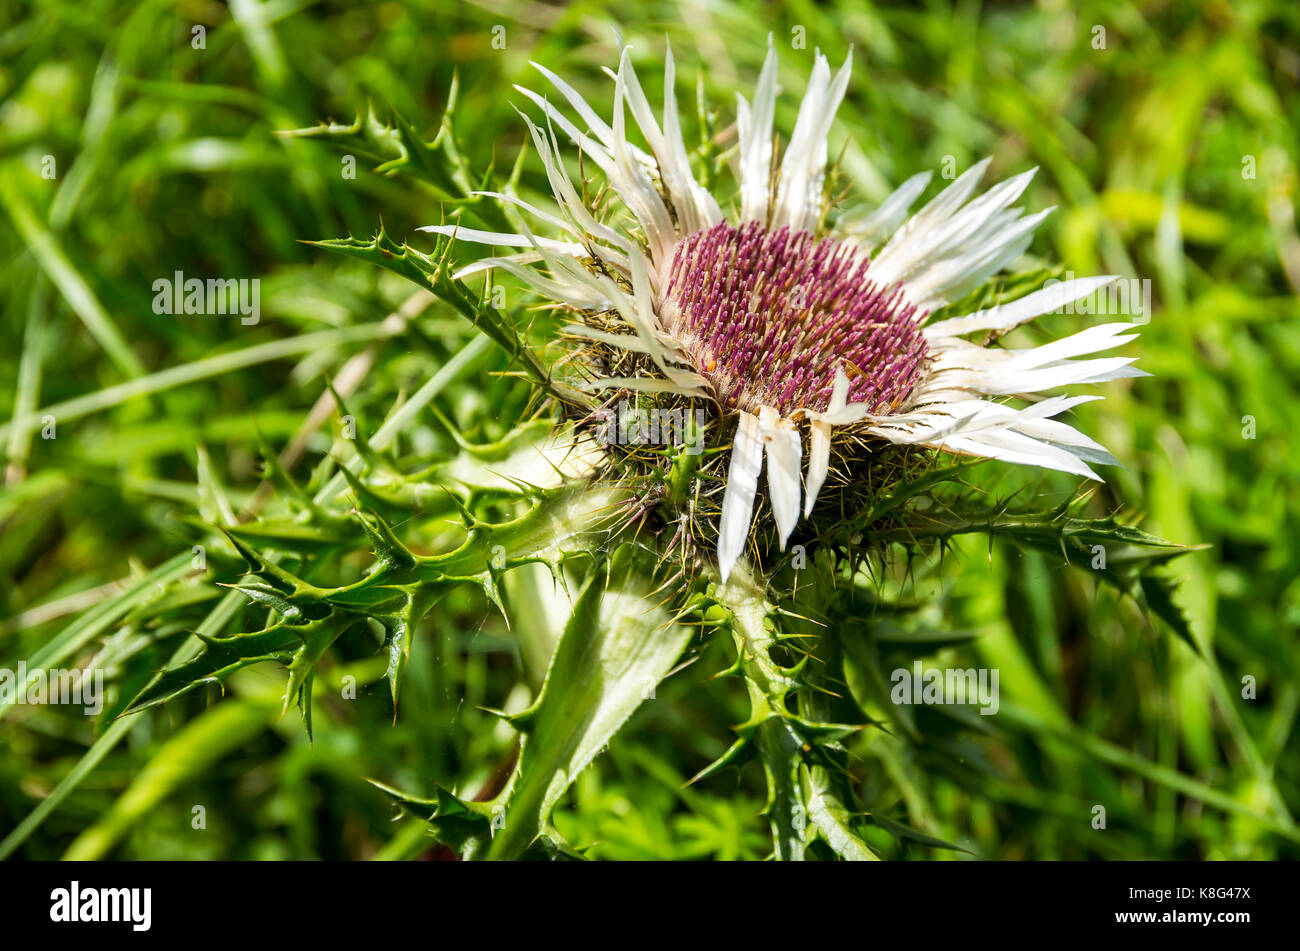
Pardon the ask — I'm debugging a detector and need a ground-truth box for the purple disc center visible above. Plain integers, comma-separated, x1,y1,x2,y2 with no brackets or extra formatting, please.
663,220,929,416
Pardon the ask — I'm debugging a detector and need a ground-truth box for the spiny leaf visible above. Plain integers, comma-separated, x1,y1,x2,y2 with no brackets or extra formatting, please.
282,615,353,728
685,736,753,786
279,92,509,231
352,507,416,571
308,230,593,412
868,813,973,855
306,228,440,288
366,778,496,858
125,626,301,713
1138,570,1199,652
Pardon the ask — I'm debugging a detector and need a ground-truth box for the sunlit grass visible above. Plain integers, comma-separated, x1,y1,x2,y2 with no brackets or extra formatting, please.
1,0,1297,860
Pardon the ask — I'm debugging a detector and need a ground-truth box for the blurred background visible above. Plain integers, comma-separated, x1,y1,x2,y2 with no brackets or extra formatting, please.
1,0,1297,859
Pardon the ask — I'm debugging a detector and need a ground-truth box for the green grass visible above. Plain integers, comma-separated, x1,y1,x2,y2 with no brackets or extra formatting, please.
1,0,1298,860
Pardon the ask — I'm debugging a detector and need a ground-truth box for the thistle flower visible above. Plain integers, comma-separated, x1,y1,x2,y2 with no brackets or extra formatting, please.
424,42,1143,582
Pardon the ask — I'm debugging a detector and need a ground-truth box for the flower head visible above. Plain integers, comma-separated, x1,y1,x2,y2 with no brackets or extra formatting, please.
424,41,1143,582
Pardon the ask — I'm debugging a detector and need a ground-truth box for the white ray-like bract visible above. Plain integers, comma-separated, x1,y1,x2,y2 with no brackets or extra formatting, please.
422,39,1145,583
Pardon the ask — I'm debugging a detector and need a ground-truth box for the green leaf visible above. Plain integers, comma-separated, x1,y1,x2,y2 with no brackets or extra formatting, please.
0,552,194,723
754,715,809,861
485,548,694,859
802,765,879,861
62,697,274,860
868,813,972,854
0,591,247,859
